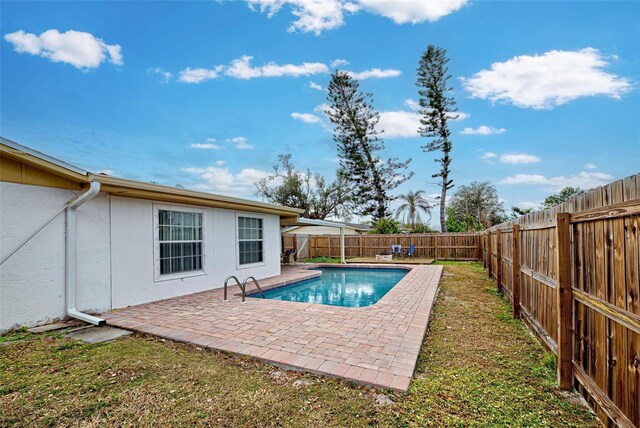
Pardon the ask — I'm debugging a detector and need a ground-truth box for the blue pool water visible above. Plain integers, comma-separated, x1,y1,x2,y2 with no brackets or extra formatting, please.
254,267,408,308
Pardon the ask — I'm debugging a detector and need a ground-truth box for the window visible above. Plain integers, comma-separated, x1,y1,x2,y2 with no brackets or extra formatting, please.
158,209,203,276
238,216,263,265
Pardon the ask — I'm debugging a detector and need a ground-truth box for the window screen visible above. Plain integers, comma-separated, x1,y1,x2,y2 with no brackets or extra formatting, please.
238,216,263,265
158,210,203,275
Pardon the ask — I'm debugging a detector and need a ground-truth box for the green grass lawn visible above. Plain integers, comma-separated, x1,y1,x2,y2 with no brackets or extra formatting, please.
0,263,599,427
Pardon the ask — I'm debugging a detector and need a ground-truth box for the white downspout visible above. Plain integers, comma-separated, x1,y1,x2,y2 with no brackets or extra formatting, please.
66,181,105,326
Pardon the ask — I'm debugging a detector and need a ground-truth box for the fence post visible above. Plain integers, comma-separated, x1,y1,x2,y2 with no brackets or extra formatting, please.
487,232,492,278
359,235,363,258
434,234,438,261
482,233,486,268
556,212,573,390
496,229,502,292
328,236,332,258
512,225,521,318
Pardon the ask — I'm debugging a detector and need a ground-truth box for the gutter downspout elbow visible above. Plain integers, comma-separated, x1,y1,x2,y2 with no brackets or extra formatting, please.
66,181,105,326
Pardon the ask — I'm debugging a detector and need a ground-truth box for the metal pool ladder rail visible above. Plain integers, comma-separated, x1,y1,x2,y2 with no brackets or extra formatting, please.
223,275,244,302
243,276,266,299
223,275,265,303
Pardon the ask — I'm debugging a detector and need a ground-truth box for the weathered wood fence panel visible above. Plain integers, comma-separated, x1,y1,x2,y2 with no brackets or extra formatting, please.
482,173,640,428
296,233,481,260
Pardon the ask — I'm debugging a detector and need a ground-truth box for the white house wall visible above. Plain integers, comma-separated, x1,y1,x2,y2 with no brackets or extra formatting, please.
109,196,281,309
0,182,111,331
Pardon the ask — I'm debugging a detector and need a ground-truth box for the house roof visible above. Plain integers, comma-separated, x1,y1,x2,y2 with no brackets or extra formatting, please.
282,219,371,232
0,137,303,218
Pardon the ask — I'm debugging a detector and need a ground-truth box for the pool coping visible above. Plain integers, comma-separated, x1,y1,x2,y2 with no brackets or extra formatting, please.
102,264,443,392
244,263,412,302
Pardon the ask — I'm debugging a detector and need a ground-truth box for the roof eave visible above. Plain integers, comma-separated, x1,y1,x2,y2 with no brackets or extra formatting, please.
92,174,303,217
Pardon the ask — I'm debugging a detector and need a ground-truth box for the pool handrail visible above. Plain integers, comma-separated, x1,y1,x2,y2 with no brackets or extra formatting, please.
223,275,246,303
243,276,266,299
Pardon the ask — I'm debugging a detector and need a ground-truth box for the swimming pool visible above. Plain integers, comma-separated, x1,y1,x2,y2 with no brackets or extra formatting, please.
252,267,408,308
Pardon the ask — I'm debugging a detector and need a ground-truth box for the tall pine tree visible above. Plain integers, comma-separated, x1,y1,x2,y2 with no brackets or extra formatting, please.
417,45,458,232
326,71,413,221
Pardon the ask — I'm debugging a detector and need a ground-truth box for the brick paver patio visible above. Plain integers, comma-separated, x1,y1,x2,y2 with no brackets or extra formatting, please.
102,264,442,391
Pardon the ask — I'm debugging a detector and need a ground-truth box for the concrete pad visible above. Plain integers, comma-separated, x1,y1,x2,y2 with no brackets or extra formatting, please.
27,323,71,333
65,326,132,343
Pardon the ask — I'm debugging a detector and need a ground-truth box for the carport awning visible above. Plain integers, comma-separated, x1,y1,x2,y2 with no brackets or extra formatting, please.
283,218,347,264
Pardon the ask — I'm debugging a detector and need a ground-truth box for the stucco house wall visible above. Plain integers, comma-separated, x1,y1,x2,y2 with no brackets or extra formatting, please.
110,196,281,308
0,182,111,331
0,186,283,332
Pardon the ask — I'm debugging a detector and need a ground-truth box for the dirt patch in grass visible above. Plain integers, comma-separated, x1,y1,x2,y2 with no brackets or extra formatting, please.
1,263,600,427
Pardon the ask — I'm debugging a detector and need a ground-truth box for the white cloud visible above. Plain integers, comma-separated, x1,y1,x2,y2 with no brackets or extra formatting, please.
404,98,421,111
585,163,597,170
460,125,506,135
500,153,541,164
309,81,324,91
330,58,349,68
148,67,172,83
314,103,332,114
215,160,226,166
461,48,632,109
377,110,421,138
499,171,614,191
4,29,122,69
248,0,350,34
182,165,269,197
248,0,468,34
291,112,322,123
347,68,401,80
191,142,221,150
357,0,469,23
517,201,539,210
225,55,328,79
179,66,223,83
308,99,467,138
376,107,468,139
480,152,497,160
225,136,254,150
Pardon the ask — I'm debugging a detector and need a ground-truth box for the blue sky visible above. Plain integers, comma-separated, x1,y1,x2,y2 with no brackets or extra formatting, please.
2,0,639,224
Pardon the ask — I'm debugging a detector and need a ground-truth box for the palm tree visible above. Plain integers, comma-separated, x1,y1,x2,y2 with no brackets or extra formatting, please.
394,190,433,228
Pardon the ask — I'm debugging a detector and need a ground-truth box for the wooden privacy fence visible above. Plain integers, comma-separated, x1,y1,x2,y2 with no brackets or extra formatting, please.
292,233,482,260
482,173,640,428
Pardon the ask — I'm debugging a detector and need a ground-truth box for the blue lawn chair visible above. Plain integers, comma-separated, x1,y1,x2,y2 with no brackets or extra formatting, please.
405,244,415,259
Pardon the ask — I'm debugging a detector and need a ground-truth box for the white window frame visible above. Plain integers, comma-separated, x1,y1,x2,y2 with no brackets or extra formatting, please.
236,212,266,270
154,204,207,282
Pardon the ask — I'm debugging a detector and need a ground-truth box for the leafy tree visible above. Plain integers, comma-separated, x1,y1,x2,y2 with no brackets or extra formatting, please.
255,154,353,220
510,206,534,219
410,223,439,234
369,217,400,234
417,45,458,232
542,187,585,208
447,181,506,230
394,190,433,228
445,207,483,232
326,71,413,221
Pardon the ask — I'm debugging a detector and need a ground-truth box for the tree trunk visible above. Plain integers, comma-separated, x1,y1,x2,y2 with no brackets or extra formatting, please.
440,176,447,232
